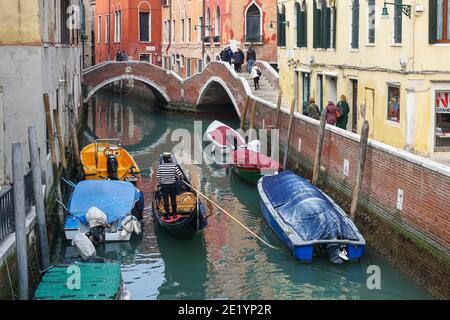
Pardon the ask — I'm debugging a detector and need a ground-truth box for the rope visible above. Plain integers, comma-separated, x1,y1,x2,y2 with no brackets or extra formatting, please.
62,178,77,188
181,180,283,250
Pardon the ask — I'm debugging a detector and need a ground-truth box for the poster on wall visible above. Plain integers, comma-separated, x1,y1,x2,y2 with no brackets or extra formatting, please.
436,91,450,113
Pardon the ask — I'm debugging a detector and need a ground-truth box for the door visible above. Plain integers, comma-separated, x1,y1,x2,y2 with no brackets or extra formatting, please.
364,88,375,138
351,79,358,133
294,71,300,111
317,74,323,111
302,73,310,113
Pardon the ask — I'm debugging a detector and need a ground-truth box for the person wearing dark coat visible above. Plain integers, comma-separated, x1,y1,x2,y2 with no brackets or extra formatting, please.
234,49,244,72
304,97,321,120
226,47,233,65
336,95,350,130
246,46,256,74
325,100,339,125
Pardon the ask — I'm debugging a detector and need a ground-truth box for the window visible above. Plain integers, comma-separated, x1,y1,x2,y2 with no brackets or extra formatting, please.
172,20,176,41
186,58,192,77
430,0,450,43
246,3,261,42
198,17,203,42
206,9,211,37
215,6,221,38
181,19,185,42
105,14,109,43
114,11,121,43
277,5,286,46
139,9,150,42
435,90,450,148
295,2,308,48
351,0,359,49
393,0,402,43
198,59,203,73
313,1,335,49
97,16,101,43
188,18,192,42
387,85,400,123
367,0,375,44
313,1,322,48
164,20,169,42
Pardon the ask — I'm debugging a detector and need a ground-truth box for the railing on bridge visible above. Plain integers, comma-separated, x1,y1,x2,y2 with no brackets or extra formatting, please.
0,170,34,242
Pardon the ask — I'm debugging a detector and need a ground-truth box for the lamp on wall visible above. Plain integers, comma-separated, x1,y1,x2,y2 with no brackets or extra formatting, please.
381,1,412,19
270,20,290,28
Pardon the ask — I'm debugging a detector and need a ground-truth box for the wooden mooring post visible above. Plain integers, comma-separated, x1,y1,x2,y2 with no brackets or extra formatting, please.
28,126,50,270
312,110,327,185
69,111,81,166
274,93,282,130
282,99,296,170
350,121,370,220
53,107,67,171
240,97,250,131
12,142,29,300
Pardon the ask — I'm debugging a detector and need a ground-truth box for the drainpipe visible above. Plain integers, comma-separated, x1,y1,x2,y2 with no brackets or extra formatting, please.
108,0,111,60
166,0,172,68
201,0,205,68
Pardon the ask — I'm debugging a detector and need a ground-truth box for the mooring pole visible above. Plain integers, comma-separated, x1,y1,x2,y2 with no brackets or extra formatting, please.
69,112,81,166
312,110,327,185
53,108,67,172
240,97,250,131
282,99,296,170
350,121,370,220
28,126,50,270
274,93,282,130
12,142,29,300
248,100,258,141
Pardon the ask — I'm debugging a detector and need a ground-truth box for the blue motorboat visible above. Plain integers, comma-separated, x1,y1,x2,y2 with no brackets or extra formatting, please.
257,171,365,264
64,180,144,243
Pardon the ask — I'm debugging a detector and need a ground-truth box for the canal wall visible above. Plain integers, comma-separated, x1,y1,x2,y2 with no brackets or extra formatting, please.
248,97,450,299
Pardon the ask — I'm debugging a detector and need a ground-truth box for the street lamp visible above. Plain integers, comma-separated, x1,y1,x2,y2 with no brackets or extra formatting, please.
381,1,412,19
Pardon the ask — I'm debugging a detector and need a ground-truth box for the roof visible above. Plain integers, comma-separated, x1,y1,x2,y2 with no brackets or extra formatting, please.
34,263,122,300
68,180,137,224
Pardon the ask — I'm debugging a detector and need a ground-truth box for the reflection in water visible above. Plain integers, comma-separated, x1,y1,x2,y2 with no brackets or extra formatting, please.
74,92,432,300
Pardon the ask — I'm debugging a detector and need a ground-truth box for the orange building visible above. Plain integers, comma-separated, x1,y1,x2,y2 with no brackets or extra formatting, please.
95,0,162,65
161,0,278,78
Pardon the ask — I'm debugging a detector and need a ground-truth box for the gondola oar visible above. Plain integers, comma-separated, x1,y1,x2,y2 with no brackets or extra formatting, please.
181,180,283,251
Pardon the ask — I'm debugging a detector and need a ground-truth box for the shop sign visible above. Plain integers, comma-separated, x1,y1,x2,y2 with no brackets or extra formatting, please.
436,91,450,113
146,46,156,52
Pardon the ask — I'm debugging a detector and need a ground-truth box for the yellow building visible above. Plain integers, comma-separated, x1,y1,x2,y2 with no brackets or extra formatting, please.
277,0,450,156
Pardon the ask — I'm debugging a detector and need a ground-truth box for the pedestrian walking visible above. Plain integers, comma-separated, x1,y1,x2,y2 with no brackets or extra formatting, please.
251,65,262,91
226,47,233,65
121,50,129,61
325,99,339,125
336,95,350,129
115,50,122,61
234,49,244,72
304,97,321,120
246,45,256,74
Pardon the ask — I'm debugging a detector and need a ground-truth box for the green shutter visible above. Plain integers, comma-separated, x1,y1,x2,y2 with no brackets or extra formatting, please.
282,11,286,46
277,11,281,46
394,0,403,43
351,0,359,49
296,4,301,47
323,5,331,49
313,1,319,48
332,6,337,49
429,0,437,43
302,9,307,47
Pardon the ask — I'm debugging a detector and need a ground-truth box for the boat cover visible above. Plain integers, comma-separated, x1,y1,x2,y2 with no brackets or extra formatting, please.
69,180,137,224
231,149,280,170
261,171,360,242
209,125,245,148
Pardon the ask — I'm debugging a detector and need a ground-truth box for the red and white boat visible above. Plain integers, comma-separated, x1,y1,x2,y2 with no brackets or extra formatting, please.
231,148,281,184
206,120,260,152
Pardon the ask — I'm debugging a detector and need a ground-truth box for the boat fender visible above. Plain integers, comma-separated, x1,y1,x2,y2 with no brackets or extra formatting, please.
86,207,108,228
72,233,96,260
132,219,141,235
120,229,129,239
122,216,134,233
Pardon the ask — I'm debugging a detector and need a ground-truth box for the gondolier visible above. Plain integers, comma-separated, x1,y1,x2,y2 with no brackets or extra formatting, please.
157,153,182,219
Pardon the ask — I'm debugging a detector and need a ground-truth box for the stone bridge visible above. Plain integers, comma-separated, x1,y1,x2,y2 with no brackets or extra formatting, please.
82,61,279,117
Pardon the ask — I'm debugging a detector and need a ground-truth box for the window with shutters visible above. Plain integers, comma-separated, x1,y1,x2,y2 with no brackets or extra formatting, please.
351,0,359,49
313,1,334,49
313,1,322,48
393,0,403,44
330,5,336,49
139,12,150,42
295,1,308,48
277,5,287,47
430,0,450,43
246,3,261,42
367,0,375,44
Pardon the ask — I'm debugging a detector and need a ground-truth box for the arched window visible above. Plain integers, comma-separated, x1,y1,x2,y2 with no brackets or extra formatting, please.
277,5,286,46
246,2,261,43
313,0,335,49
138,2,151,42
295,1,307,48
206,8,211,38
215,6,221,37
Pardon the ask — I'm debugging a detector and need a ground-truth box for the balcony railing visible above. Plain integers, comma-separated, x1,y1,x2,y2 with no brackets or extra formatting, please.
244,34,264,43
203,36,211,44
213,35,221,43
0,170,34,242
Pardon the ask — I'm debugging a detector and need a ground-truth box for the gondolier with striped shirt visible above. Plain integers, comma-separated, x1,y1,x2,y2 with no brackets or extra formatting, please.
157,153,182,219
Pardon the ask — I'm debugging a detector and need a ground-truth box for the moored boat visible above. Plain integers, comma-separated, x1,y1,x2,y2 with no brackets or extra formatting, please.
231,148,280,184
80,139,140,183
152,154,208,239
64,180,144,243
258,171,365,264
34,263,130,300
206,120,260,152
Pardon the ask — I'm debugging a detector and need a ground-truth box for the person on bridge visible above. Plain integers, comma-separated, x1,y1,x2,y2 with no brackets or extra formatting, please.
115,50,122,61
251,65,262,91
157,153,182,219
246,45,256,74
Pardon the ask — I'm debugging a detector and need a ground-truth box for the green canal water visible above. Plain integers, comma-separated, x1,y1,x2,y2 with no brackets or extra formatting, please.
70,91,431,300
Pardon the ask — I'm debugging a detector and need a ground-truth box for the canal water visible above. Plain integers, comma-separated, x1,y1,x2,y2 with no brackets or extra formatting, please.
70,91,431,300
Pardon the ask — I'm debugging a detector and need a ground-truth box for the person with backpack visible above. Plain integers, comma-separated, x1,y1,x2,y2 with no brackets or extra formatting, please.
304,97,321,120
251,65,262,91
246,45,256,74
336,95,350,129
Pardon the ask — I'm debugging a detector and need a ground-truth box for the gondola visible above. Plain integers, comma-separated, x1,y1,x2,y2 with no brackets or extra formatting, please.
152,154,208,239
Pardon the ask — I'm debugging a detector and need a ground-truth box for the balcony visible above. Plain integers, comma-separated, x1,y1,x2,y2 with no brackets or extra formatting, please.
244,34,264,44
213,35,221,44
203,36,211,45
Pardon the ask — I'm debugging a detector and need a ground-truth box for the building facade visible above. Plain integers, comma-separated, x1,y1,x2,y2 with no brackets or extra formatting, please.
95,0,162,65
277,0,450,156
0,0,83,186
161,0,278,78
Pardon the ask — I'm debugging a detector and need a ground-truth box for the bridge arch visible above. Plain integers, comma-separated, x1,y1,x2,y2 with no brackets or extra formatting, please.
196,76,241,117
84,75,172,103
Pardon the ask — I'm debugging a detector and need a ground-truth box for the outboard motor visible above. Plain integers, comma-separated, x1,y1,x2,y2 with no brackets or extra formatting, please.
106,154,119,180
86,226,106,247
